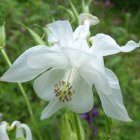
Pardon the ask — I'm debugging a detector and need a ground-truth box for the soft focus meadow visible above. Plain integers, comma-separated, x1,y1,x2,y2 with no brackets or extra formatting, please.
0,0,140,140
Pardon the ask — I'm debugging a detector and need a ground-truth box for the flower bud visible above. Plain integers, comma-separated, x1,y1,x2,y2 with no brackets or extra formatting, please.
60,113,85,140
0,22,6,49
61,113,77,140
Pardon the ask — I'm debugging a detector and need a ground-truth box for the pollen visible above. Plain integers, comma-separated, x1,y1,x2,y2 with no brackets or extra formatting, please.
54,80,73,102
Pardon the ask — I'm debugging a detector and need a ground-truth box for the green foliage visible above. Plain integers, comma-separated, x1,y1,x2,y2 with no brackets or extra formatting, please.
0,0,140,140
15,138,25,140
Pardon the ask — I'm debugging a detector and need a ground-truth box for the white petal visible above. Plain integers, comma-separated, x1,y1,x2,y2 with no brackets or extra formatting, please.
48,33,58,44
27,48,68,69
73,24,89,40
0,122,9,140
74,38,89,52
10,121,20,129
79,13,100,26
33,69,65,101
81,67,111,95
41,100,64,119
91,33,139,56
16,127,24,139
97,68,131,121
48,21,74,47
19,124,32,140
0,46,53,82
80,56,111,95
62,47,93,68
67,74,93,113
120,40,139,52
10,121,24,139
73,24,90,52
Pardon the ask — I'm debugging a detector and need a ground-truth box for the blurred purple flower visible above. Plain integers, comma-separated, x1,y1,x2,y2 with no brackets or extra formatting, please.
80,107,98,123
92,107,98,117
80,113,91,122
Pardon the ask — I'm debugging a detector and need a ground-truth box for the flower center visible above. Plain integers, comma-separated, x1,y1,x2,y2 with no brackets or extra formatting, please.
54,67,78,102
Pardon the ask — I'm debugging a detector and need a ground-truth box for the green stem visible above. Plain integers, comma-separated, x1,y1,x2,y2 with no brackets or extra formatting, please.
82,0,85,13
73,113,82,140
1,48,44,140
105,115,111,140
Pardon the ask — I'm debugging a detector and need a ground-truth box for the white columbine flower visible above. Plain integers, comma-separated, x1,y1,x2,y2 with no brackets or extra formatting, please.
1,13,139,121
0,122,9,140
0,121,32,140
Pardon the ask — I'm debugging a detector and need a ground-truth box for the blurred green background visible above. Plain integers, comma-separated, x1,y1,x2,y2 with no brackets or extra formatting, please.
0,0,140,140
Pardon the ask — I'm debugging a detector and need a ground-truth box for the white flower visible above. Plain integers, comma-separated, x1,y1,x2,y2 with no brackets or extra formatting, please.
0,121,32,140
1,16,139,121
0,122,9,140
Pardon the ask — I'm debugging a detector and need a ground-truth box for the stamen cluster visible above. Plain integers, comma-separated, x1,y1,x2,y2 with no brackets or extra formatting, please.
54,80,73,102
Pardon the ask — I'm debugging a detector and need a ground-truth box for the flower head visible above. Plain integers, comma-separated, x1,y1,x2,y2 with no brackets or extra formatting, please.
1,14,139,121
0,121,32,140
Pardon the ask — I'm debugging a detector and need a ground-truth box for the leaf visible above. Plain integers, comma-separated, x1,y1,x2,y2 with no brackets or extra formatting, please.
27,27,46,45
69,1,79,22
17,22,45,45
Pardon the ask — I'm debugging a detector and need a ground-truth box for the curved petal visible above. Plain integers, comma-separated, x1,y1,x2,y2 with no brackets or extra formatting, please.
67,74,94,113
0,45,57,82
0,122,9,140
80,66,111,95
33,69,65,101
78,13,100,26
97,68,131,121
91,33,139,56
27,48,68,69
79,55,111,95
73,24,89,40
19,124,32,140
73,24,90,52
120,40,139,52
48,21,74,47
41,100,65,120
10,121,24,139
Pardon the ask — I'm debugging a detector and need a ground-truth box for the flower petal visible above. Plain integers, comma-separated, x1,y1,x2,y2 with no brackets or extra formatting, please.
79,13,100,26
73,25,89,40
91,33,139,56
27,47,68,69
41,100,64,120
97,68,131,121
80,56,111,95
0,45,53,82
0,122,9,140
62,47,95,68
48,21,74,47
120,40,139,52
19,124,32,140
73,24,90,52
33,69,65,101
67,74,93,113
